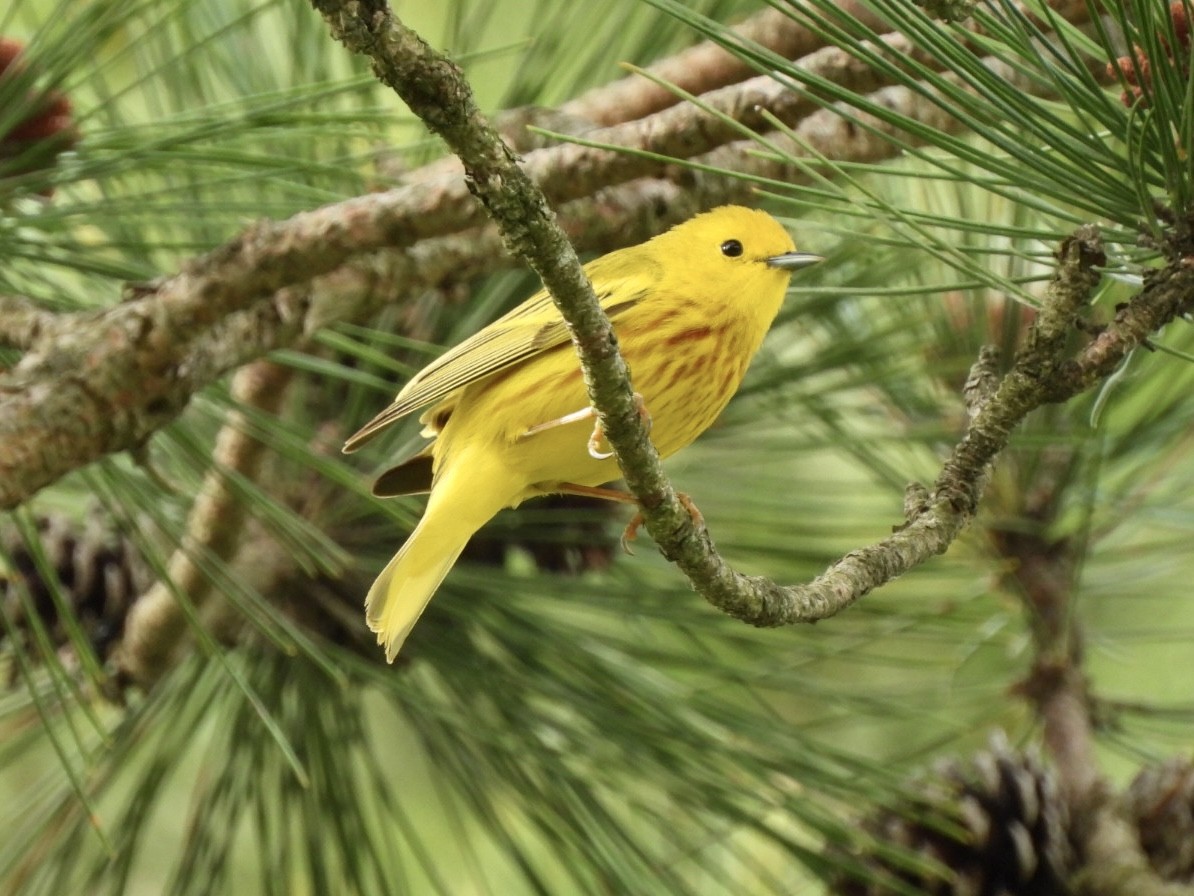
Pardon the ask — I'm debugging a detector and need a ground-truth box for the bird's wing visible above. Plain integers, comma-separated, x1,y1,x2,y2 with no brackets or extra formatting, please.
342,275,648,453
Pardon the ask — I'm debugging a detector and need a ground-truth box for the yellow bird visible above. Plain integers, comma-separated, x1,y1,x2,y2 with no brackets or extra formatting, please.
344,205,820,661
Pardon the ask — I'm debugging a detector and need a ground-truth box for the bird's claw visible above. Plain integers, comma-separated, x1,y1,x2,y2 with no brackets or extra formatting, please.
588,392,652,461
620,492,703,554
587,421,615,460
621,512,644,554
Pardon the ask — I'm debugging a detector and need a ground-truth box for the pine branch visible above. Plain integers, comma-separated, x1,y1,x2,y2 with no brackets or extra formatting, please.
559,3,886,127
992,240,1194,895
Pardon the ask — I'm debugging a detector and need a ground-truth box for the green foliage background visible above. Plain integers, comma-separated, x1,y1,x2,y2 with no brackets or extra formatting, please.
2,0,1194,893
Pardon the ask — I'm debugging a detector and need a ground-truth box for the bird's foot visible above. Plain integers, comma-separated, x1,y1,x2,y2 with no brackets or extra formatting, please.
621,491,703,554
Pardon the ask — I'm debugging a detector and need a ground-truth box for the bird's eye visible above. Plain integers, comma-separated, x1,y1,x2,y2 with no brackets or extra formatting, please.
720,239,743,258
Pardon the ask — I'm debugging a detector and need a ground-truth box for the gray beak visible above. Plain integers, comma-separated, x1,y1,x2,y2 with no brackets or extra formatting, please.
766,251,823,270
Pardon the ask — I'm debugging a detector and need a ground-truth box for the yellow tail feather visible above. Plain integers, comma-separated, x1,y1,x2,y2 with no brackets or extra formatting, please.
365,528,467,663
365,452,513,662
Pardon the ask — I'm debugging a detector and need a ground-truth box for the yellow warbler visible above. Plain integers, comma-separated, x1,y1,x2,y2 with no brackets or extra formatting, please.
344,205,820,661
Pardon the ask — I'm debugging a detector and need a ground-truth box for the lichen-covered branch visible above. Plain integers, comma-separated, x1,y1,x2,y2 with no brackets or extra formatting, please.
0,294,55,350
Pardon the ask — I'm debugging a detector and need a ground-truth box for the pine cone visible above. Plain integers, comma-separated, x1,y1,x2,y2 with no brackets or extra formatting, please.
1124,756,1194,882
1,513,149,667
1106,2,1191,107
828,732,1072,895
0,38,78,192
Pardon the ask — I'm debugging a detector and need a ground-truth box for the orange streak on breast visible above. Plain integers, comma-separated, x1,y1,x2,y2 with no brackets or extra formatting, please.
663,325,714,347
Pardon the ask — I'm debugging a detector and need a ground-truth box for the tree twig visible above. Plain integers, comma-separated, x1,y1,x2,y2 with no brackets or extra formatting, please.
561,3,880,127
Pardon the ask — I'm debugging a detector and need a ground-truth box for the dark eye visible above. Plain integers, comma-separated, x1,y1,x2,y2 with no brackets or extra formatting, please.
720,239,743,258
